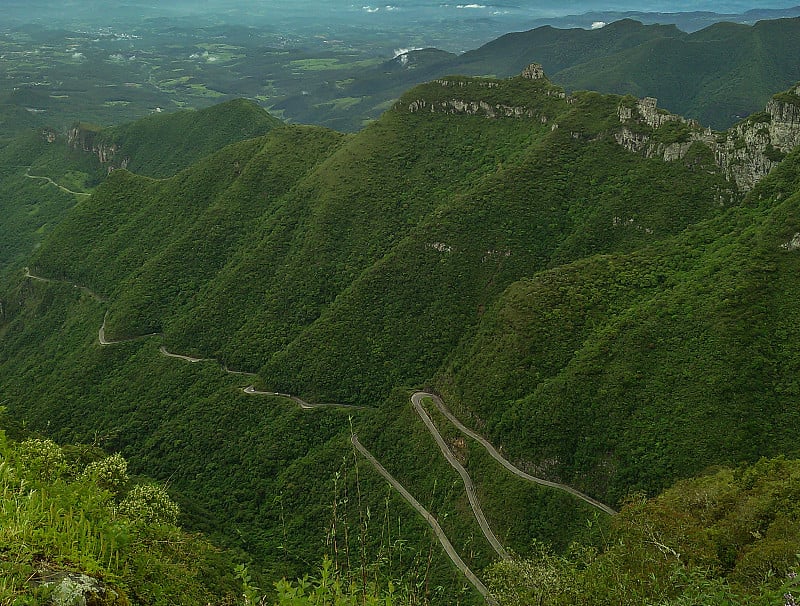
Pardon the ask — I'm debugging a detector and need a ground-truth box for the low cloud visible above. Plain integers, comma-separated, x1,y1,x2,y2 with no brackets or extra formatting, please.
393,47,423,58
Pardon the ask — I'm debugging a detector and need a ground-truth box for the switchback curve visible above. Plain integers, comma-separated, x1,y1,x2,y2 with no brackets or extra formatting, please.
25,168,91,197
22,266,611,603
418,392,617,516
411,393,510,560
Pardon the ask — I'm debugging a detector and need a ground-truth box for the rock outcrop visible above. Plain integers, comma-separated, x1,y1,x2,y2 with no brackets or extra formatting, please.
615,97,715,161
405,65,568,125
408,97,551,121
521,63,545,80
617,85,800,191
68,124,129,173
406,67,800,193
31,570,126,605
715,87,800,190
781,232,800,251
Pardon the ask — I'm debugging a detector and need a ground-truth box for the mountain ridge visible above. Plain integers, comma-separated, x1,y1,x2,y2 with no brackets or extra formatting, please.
4,69,800,602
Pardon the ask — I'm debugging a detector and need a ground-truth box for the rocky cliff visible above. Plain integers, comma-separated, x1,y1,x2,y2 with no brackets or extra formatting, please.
403,64,800,194
67,124,129,173
404,64,569,126
617,85,800,191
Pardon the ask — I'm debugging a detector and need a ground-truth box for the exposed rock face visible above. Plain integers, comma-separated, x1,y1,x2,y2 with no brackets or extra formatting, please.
407,69,800,194
781,232,800,251
716,90,800,190
617,97,686,129
407,67,567,124
617,86,800,191
31,570,126,606
521,63,545,80
408,97,544,120
67,124,129,173
42,127,57,143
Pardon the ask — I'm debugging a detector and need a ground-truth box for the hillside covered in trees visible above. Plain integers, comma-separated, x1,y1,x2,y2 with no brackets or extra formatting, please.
2,66,800,603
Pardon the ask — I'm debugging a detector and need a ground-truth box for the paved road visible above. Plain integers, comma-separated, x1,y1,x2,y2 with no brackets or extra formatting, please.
242,386,361,410
22,266,613,602
98,314,161,346
25,168,91,197
159,346,212,363
411,393,510,560
351,434,498,605
420,392,617,516
24,267,104,302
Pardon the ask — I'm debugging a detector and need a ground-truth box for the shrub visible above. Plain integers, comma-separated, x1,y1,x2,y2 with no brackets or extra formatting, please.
118,483,179,526
82,453,129,494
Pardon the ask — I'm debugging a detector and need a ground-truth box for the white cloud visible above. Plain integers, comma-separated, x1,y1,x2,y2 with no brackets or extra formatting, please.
456,4,486,8
591,21,607,29
393,47,423,59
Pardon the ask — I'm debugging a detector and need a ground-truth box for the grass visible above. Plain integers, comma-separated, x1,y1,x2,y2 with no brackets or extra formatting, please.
0,429,239,604
315,97,363,111
288,58,383,72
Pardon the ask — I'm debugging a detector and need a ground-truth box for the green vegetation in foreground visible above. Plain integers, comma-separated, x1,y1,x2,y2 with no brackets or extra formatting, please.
486,457,800,606
0,415,239,604
3,409,798,606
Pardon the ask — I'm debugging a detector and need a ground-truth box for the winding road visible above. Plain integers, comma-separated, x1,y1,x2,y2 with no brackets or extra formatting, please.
25,168,91,197
351,434,498,606
411,393,510,560
158,346,213,363
421,393,617,516
98,314,160,345
242,387,364,410
23,266,616,603
24,267,104,302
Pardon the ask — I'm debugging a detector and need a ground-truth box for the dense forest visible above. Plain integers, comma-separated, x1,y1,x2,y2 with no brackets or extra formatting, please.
2,56,800,603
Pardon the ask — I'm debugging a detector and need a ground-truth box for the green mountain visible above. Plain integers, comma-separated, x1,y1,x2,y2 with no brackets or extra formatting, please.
77,99,284,179
3,71,800,602
306,17,800,131
554,17,800,129
0,99,282,276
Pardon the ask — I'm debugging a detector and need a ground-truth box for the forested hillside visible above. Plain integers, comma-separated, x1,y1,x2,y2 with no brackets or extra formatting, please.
3,68,800,603
0,99,281,276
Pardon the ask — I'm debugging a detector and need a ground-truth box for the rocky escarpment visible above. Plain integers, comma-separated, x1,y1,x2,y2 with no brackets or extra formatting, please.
67,123,129,173
404,63,569,126
615,97,715,162
402,66,800,193
715,88,800,190
617,85,800,191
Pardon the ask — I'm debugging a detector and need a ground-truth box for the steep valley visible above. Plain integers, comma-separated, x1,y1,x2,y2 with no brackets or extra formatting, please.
3,68,800,603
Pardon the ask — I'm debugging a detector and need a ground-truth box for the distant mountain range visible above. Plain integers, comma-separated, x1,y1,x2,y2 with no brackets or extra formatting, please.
282,16,800,130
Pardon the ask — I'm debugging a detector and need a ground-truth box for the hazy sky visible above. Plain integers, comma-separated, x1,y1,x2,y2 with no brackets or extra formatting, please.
4,0,800,46
6,1,800,18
